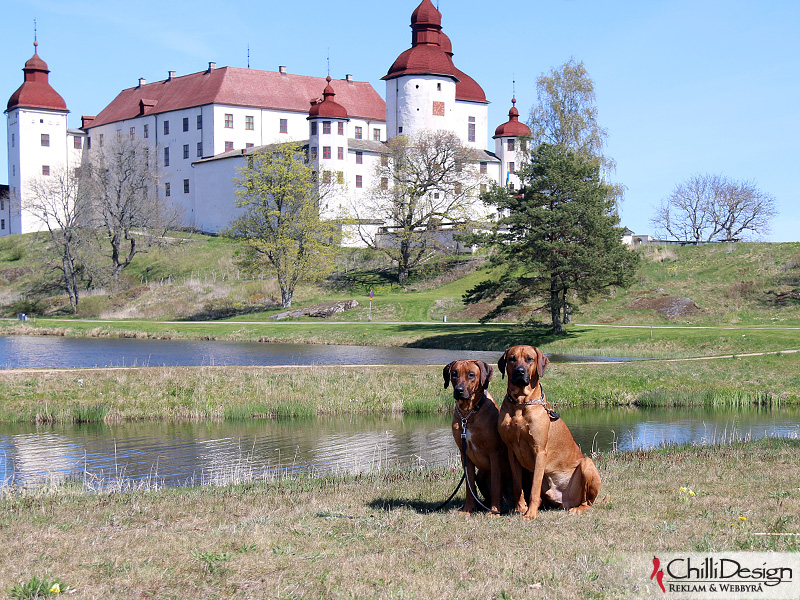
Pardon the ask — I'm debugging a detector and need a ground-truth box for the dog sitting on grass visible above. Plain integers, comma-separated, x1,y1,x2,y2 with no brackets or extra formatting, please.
443,359,514,514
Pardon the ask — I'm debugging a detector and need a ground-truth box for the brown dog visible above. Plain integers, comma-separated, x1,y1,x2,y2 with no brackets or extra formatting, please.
497,345,601,519
443,359,510,514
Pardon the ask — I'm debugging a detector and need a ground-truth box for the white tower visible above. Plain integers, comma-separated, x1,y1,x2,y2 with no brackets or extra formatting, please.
383,0,459,140
493,97,531,191
4,38,74,235
308,76,350,218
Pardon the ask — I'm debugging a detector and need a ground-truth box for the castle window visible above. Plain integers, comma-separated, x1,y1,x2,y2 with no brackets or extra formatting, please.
197,114,203,129
323,121,331,135
432,101,445,117
380,177,388,190
164,147,170,166
437,83,442,91
183,144,189,159
509,162,515,173
356,151,363,164
468,116,476,142
246,143,254,148
130,127,135,139
337,147,344,160
337,171,344,184
225,141,234,152
225,114,234,128
197,142,203,157
310,147,318,159
99,134,104,147
354,126,362,140
480,184,487,194
322,171,332,184
1,219,4,230
246,116,255,130
183,117,189,132
11,134,14,148
144,124,149,139
164,121,170,135
184,179,190,194
356,175,363,188
41,134,50,147
381,155,388,167
280,119,288,134
480,162,487,174
373,128,381,141
323,146,331,159
42,165,50,176
507,138,515,152
12,165,15,176
338,122,344,136
73,137,82,150
165,182,171,197
311,122,318,136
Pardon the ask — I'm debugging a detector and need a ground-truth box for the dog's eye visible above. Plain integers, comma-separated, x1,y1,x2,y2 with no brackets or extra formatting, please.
467,372,475,379
451,373,458,380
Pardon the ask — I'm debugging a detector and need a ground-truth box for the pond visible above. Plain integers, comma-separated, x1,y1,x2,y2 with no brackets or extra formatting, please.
0,334,635,369
2,406,798,489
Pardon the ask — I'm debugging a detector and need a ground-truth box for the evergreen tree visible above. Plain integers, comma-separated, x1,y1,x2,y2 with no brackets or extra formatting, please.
467,144,639,333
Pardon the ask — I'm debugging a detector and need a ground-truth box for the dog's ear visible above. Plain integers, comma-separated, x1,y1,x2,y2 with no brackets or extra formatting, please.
443,361,455,389
537,350,550,378
478,361,493,388
497,350,508,379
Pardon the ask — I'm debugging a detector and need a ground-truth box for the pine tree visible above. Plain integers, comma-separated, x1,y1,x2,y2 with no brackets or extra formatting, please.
467,144,639,333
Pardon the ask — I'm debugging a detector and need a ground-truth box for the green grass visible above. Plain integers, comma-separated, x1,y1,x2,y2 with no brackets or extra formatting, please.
1,351,799,424
2,439,798,599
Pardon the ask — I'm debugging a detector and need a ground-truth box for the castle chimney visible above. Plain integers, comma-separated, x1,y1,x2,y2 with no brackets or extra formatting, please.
168,71,176,80
279,65,287,75
138,78,146,87
345,74,353,82
207,62,216,72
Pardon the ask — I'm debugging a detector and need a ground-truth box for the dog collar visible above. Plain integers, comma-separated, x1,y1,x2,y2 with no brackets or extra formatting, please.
454,392,486,423
504,386,560,420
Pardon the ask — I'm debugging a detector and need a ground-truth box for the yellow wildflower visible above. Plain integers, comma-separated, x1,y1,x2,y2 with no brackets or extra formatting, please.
49,583,61,594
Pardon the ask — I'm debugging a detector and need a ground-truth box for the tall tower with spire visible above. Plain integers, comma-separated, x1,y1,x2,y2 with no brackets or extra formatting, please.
382,0,459,139
494,97,531,190
4,35,81,235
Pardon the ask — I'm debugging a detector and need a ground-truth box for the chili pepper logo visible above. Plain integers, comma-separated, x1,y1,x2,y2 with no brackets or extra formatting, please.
651,556,666,593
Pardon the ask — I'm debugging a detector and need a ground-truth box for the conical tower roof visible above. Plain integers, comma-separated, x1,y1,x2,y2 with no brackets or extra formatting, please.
6,40,67,113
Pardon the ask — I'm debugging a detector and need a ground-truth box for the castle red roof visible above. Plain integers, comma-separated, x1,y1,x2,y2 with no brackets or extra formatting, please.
493,98,531,138
383,1,487,104
6,47,68,113
308,76,349,119
88,67,384,129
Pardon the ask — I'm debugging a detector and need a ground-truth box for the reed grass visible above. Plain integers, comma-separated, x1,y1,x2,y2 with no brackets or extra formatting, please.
1,351,799,425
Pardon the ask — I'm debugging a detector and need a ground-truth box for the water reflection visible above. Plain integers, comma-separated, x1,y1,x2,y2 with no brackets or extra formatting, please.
0,335,636,370
1,407,798,489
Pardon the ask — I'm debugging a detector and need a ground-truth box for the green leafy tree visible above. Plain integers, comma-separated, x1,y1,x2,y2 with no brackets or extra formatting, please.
231,142,341,308
467,144,639,334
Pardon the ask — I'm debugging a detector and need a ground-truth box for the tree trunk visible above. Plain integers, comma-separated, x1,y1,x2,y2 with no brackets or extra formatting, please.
280,286,293,308
550,281,563,334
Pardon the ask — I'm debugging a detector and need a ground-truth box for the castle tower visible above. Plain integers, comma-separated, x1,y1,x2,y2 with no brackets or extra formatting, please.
308,76,349,218
4,38,74,235
382,0,459,140
493,97,531,190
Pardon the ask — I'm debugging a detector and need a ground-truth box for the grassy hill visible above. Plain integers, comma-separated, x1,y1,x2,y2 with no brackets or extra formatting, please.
1,232,799,328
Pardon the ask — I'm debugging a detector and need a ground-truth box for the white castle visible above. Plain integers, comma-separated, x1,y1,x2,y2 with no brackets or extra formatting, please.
3,0,530,241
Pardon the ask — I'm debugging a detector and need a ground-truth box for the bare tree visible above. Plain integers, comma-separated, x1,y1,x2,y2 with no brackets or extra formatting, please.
708,179,777,242
652,174,777,242
81,136,182,286
353,130,485,283
25,166,90,311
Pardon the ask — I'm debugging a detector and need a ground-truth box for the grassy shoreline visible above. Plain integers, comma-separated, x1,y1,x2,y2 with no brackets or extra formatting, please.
1,438,798,599
1,351,799,424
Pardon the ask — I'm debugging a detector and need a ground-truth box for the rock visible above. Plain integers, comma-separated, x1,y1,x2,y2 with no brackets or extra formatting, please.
270,300,359,320
628,296,699,318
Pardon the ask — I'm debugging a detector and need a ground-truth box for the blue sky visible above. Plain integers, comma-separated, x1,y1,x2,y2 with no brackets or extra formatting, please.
3,0,798,241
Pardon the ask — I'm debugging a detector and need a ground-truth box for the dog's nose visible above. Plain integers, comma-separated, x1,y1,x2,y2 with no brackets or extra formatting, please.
453,384,465,394
514,366,526,375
